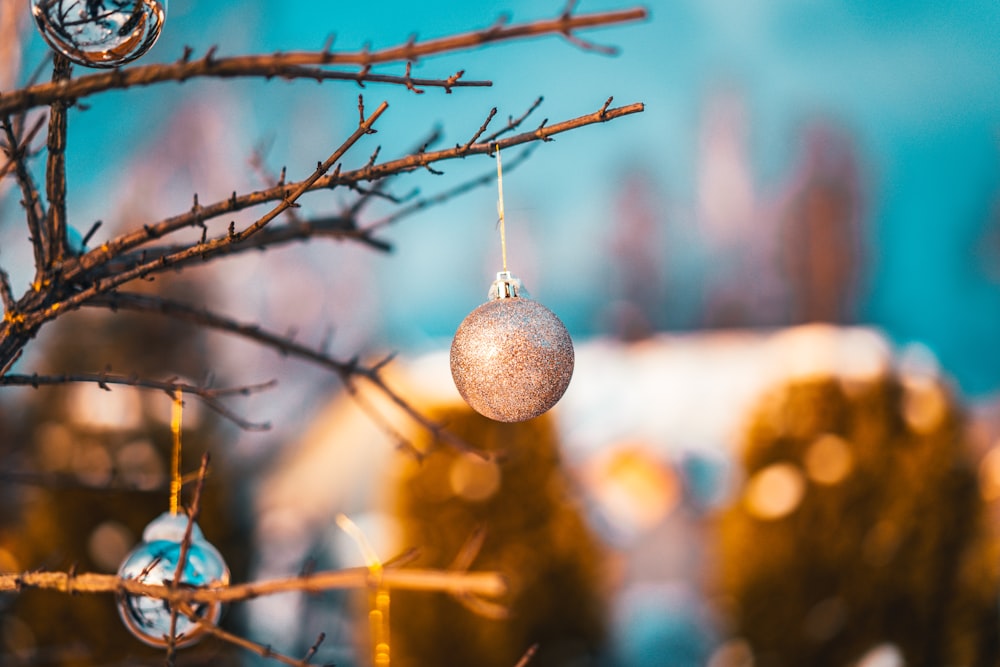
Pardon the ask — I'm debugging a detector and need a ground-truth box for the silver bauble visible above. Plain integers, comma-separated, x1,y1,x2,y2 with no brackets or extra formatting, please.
116,511,229,648
451,272,574,422
31,0,167,68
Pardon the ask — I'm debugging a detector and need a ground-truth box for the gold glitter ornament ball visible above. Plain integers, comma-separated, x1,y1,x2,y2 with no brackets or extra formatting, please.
451,272,574,422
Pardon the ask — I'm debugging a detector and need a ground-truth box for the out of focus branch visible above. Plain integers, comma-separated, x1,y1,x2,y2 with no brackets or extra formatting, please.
0,372,274,430
86,290,485,456
1,116,47,275
178,606,327,667
0,566,507,601
0,113,45,182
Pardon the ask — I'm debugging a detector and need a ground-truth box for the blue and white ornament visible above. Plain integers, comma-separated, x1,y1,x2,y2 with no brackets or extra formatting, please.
117,511,229,648
31,0,167,68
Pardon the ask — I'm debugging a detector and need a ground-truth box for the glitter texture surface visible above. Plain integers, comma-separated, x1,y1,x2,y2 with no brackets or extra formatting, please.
450,297,574,422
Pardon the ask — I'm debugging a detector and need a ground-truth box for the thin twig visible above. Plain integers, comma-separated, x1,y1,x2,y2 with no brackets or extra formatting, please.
1,116,47,275
178,603,329,667
461,107,498,152
302,632,327,664
89,292,362,380
513,643,540,667
483,96,544,143
363,145,536,233
105,216,392,272
0,372,274,430
0,113,46,182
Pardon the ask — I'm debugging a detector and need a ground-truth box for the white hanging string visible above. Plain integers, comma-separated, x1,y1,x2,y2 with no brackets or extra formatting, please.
496,146,508,273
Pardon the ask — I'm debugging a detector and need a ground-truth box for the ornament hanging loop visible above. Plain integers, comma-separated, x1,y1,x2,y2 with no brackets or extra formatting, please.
169,389,183,515
495,145,508,274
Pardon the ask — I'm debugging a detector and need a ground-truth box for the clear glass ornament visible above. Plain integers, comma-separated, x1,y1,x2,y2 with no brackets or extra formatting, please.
31,0,167,68
451,271,574,422
117,511,229,648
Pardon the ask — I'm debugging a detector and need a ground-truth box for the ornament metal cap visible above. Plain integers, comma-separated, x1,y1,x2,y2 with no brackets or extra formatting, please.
488,270,529,300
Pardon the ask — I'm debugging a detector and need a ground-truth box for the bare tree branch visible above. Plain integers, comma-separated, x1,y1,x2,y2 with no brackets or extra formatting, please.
0,469,180,494
1,116,47,275
85,290,484,456
61,100,642,287
0,567,507,601
0,372,274,430
0,6,647,116
0,59,484,117
0,112,45,182
178,604,326,667
43,54,72,273
0,99,641,394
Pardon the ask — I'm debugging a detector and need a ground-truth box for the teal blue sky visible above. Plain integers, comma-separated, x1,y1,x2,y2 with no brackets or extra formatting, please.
13,0,1000,395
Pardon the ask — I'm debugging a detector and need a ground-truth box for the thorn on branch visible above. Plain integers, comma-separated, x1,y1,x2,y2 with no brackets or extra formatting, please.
203,45,219,66
462,107,497,152
372,351,397,373
485,96,544,143
303,632,327,662
561,0,581,16
321,34,336,57
405,33,419,62
81,220,102,247
403,62,425,94
178,46,193,64
366,145,381,169
444,69,465,94
486,13,512,37
354,64,371,88
319,326,334,353
514,643,540,667
598,95,613,118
